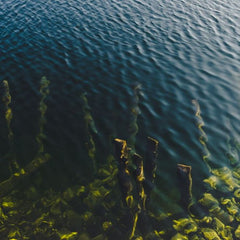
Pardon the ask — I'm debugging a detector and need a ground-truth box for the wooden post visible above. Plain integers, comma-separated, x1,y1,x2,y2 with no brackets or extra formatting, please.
113,138,133,208
177,164,193,212
143,137,158,208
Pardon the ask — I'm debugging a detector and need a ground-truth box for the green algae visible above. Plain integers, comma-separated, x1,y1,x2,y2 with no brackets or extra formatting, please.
192,99,211,172
201,228,220,240
1,80,20,174
173,218,198,235
36,76,50,155
128,84,142,151
0,78,51,197
171,233,188,240
80,92,97,173
1,82,240,239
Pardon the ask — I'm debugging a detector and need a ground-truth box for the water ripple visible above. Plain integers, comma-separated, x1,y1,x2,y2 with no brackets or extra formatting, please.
0,0,240,211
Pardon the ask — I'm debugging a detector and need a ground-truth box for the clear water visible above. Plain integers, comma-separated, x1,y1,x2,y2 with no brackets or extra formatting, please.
0,0,240,238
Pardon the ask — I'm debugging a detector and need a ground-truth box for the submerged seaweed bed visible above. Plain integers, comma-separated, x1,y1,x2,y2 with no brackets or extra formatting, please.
1,78,240,240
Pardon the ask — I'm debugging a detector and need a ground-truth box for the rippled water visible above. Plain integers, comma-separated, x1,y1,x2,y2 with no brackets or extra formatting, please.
1,0,240,235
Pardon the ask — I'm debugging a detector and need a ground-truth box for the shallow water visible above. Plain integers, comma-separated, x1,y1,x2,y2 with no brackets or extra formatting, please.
0,0,240,238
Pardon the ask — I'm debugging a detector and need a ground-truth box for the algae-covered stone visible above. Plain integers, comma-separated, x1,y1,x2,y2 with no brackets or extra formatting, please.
0,207,8,223
234,189,240,200
92,185,110,198
199,216,212,224
102,221,112,231
198,193,219,208
232,168,240,180
211,167,239,192
189,235,205,240
235,225,240,239
203,175,221,191
211,217,233,239
221,198,239,216
201,228,221,240
173,218,198,235
60,232,78,240
8,210,18,217
198,193,233,224
98,168,112,178
2,201,15,209
8,228,21,239
77,186,86,197
171,233,188,240
50,197,68,216
221,226,233,240
210,206,234,224
84,183,110,209
212,217,224,233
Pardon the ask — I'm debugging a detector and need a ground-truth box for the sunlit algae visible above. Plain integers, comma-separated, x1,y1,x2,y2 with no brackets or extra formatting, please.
0,81,240,239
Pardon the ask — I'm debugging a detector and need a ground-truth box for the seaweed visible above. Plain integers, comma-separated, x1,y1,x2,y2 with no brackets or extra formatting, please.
0,77,50,197
36,76,50,155
80,92,97,174
1,80,20,174
1,82,240,239
192,99,211,172
128,84,142,151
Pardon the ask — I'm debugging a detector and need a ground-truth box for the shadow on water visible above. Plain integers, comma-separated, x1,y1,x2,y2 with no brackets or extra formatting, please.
1,78,240,239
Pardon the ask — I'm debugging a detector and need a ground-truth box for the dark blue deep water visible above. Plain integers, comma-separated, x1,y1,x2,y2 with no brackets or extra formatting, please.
0,0,240,238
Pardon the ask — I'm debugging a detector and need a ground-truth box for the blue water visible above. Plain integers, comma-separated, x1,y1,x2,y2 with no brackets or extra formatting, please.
1,0,240,222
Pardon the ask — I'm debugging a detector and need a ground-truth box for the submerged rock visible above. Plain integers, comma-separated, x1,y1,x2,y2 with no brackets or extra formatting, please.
171,233,188,240
235,225,240,239
173,218,198,235
201,228,221,240
198,193,234,224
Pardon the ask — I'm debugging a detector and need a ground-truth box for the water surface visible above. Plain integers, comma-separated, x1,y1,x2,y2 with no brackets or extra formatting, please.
0,0,240,237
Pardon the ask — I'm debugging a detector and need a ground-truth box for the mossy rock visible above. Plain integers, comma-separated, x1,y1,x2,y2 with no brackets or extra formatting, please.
201,228,221,240
170,233,188,240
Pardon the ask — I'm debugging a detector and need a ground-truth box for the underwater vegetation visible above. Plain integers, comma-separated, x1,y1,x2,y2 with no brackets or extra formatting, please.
1,79,240,239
